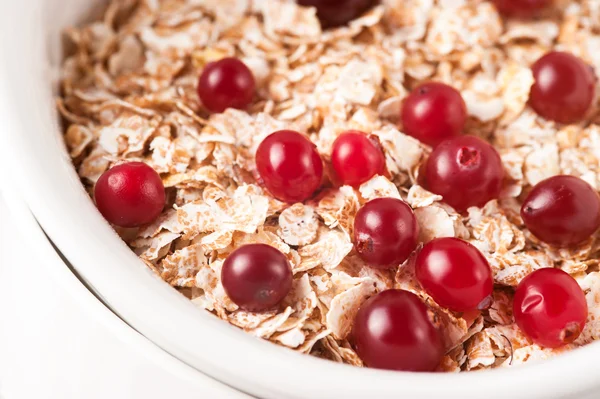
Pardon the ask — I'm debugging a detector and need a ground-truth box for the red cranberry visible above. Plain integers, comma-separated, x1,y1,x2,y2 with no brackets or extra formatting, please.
514,268,587,348
353,198,418,268
197,57,255,113
331,130,386,187
424,135,504,212
221,244,293,312
94,162,165,228
352,289,444,371
415,237,493,312
401,82,467,147
297,0,377,29
521,175,600,247
255,130,323,203
529,52,596,124
492,0,551,17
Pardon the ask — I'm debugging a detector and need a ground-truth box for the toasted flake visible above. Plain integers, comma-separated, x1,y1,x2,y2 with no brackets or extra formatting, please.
274,327,306,348
485,324,532,356
376,125,423,174
501,20,559,47
414,205,455,243
498,63,535,124
252,307,295,339
138,209,184,238
316,187,360,234
488,289,514,325
108,35,144,76
320,336,364,366
64,125,94,158
524,143,560,185
201,230,234,251
232,228,296,267
200,0,250,30
132,231,180,261
79,147,110,183
260,0,321,39
406,185,443,208
426,3,502,56
162,244,207,287
298,228,353,272
359,176,401,202
99,118,155,156
326,281,377,340
575,272,600,344
436,305,470,350
177,184,269,239
383,0,433,42
283,274,319,323
298,329,331,354
503,344,573,367
465,332,496,370
278,203,319,246
467,201,525,256
437,346,464,372
228,309,278,330
488,250,553,287
462,90,504,122
336,59,383,106
377,96,405,120
139,21,212,56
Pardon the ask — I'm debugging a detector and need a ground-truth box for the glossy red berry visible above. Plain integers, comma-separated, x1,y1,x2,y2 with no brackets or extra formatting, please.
492,0,551,17
401,82,467,147
521,175,600,247
94,162,165,228
424,135,504,212
256,130,323,203
331,130,386,187
415,237,493,312
353,198,418,268
221,244,293,312
530,52,596,124
352,289,444,371
514,268,587,348
197,57,255,113
297,0,377,29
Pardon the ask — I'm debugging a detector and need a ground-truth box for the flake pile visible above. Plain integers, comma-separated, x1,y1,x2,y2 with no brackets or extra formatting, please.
59,0,600,371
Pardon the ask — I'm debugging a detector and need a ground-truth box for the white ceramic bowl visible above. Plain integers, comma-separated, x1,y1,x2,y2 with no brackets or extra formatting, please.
1,1,600,398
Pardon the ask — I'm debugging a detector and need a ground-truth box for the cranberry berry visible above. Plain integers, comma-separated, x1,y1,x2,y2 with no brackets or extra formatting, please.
415,237,493,312
514,268,587,348
94,162,165,228
424,135,504,212
331,130,386,187
353,198,418,268
521,175,600,247
221,244,293,312
530,51,596,124
297,0,377,29
401,82,467,147
197,57,255,113
352,289,444,371
492,0,551,18
256,130,323,203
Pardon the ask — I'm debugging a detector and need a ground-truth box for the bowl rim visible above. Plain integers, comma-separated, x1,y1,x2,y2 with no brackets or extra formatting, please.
2,2,600,398
0,174,253,399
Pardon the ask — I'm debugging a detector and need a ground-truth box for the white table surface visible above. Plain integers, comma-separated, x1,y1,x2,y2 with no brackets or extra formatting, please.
0,189,251,399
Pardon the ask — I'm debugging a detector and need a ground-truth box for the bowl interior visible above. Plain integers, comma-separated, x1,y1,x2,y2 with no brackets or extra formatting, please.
1,1,600,398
